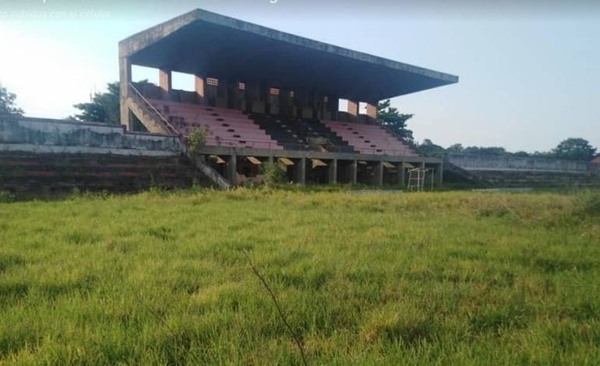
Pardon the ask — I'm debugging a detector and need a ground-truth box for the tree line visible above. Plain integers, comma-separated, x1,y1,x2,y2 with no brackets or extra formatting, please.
1,81,597,161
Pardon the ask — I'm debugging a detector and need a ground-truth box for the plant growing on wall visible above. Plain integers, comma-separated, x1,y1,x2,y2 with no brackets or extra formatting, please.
187,127,209,156
261,161,287,187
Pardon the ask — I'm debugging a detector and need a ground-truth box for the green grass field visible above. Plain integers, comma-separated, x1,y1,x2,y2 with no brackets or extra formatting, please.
1,188,600,365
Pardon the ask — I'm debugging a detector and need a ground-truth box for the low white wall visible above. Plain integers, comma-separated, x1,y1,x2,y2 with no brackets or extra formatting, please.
446,153,592,173
0,117,183,156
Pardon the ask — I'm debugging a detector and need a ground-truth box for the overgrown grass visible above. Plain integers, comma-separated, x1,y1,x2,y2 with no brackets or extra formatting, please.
1,189,600,365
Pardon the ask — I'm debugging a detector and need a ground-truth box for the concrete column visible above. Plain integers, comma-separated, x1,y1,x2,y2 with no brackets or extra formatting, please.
216,78,228,108
398,162,406,188
279,89,290,117
366,103,377,119
247,82,265,113
195,75,205,104
269,89,280,115
438,162,444,186
299,158,306,185
375,161,384,185
328,159,338,184
119,57,132,130
159,69,172,100
347,100,359,116
227,155,237,185
328,96,339,121
350,160,358,184
399,162,406,188
299,89,313,118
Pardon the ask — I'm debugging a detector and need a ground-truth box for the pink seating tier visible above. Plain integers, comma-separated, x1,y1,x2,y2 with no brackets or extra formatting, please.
323,120,418,157
149,100,282,150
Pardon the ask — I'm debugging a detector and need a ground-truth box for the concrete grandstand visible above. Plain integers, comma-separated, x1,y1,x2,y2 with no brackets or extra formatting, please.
118,8,458,186
0,9,463,193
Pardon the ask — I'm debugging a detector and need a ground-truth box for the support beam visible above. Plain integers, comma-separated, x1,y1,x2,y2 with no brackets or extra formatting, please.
159,69,172,100
366,103,377,119
299,157,306,184
216,78,229,108
119,57,132,130
328,159,338,184
438,162,444,186
399,162,406,189
328,96,339,121
350,160,358,184
347,100,359,116
227,155,237,185
375,161,384,185
194,75,205,104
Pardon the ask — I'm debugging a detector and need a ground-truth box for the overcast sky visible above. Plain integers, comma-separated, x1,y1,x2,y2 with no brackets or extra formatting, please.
0,0,598,152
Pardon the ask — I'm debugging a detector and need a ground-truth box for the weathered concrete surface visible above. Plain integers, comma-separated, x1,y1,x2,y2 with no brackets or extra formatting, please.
119,9,458,103
447,153,592,173
0,117,183,155
0,151,202,194
445,153,600,188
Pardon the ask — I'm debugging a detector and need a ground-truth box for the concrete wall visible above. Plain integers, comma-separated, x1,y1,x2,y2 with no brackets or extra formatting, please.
446,153,593,173
0,117,183,156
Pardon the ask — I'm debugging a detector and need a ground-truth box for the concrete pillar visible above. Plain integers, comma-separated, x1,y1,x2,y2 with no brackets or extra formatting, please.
279,89,291,117
438,162,444,186
159,69,172,100
375,161,384,185
195,76,205,104
119,57,132,130
247,82,265,113
269,89,280,115
347,100,359,116
227,155,237,185
350,160,358,184
328,159,338,184
399,162,406,188
216,78,228,108
235,82,246,111
328,96,339,121
299,158,306,184
299,89,313,118
366,103,377,119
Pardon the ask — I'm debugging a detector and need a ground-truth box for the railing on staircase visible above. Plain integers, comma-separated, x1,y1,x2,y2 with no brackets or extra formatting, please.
128,83,179,136
127,83,231,190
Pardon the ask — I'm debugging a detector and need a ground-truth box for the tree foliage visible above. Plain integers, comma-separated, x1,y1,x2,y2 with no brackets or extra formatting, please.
418,139,446,157
463,146,506,156
377,99,414,142
420,137,598,162
0,83,24,116
552,138,597,161
70,82,120,124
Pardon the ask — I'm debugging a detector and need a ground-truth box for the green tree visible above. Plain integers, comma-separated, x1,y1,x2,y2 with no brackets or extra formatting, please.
446,143,464,153
0,83,24,116
464,146,507,155
377,99,414,142
70,82,120,124
418,139,446,157
552,138,597,161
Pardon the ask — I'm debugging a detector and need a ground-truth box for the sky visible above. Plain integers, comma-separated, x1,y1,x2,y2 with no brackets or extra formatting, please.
0,0,598,153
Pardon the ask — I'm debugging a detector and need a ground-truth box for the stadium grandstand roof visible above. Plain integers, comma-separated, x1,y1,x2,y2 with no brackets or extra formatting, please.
119,9,458,103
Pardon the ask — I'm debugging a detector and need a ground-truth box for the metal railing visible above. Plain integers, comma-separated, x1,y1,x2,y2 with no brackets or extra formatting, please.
128,83,180,136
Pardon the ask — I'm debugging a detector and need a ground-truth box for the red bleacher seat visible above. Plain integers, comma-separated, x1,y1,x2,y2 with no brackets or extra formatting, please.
323,120,417,156
148,100,283,150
